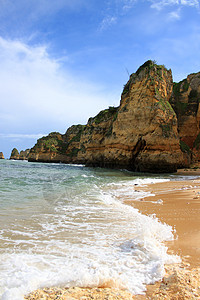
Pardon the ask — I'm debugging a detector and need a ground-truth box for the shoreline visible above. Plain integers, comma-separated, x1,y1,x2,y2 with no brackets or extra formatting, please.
125,176,200,268
25,170,200,299
126,171,200,299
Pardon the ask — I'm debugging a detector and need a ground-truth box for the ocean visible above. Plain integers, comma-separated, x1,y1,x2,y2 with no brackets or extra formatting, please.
0,160,181,300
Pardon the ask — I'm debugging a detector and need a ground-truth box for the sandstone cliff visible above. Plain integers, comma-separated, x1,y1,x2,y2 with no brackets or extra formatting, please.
10,148,20,160
10,148,30,160
19,149,30,160
28,60,187,173
169,72,200,161
0,152,4,159
28,132,70,163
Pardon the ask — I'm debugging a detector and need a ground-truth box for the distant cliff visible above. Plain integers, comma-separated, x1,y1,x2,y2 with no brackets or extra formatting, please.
28,60,190,173
0,152,4,159
10,148,30,160
10,148,20,160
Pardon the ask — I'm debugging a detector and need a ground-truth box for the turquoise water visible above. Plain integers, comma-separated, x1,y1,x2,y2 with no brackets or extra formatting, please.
0,160,180,299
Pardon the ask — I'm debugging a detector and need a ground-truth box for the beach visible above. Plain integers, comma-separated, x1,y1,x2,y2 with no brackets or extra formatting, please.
130,170,200,299
25,169,200,300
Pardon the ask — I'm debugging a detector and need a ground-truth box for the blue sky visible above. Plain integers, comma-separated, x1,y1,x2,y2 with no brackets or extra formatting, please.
0,0,200,157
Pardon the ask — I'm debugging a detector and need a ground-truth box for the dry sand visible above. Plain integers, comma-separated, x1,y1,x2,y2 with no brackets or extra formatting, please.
25,170,200,300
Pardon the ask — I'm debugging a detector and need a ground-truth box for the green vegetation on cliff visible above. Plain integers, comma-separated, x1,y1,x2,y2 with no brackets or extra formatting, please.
136,60,166,76
193,133,200,150
136,60,155,75
170,80,190,115
123,60,169,96
88,106,118,125
160,124,172,138
180,140,191,154
30,132,67,154
173,79,189,98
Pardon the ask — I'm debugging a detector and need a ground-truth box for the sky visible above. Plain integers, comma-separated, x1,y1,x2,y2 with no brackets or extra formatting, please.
0,0,200,158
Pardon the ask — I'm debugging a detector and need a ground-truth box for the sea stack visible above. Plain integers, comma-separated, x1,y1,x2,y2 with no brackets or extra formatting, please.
10,148,20,160
0,152,4,159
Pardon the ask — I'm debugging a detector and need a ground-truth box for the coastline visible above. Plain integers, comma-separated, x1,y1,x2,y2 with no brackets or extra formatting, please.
126,170,200,299
25,170,200,299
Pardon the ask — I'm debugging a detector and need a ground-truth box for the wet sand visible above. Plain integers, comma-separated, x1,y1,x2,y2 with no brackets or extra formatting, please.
25,170,200,299
126,177,200,268
126,171,200,299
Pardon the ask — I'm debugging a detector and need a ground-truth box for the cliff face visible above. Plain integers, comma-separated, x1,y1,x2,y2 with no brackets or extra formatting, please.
28,132,69,163
28,61,186,173
10,148,30,160
169,73,200,160
0,152,4,159
76,61,184,172
10,148,20,160
19,149,30,160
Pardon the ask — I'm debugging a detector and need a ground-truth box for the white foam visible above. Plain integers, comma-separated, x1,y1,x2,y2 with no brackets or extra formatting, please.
67,164,85,167
0,168,179,299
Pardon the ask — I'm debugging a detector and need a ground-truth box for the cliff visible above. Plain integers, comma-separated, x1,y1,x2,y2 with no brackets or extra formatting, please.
10,148,20,160
10,148,30,160
0,152,4,159
19,149,30,160
28,132,70,163
169,72,200,161
28,60,187,173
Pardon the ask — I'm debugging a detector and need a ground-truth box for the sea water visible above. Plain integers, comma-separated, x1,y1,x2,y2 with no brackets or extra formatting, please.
0,160,180,300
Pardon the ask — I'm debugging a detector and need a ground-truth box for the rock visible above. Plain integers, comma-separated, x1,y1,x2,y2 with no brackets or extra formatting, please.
28,132,72,163
10,148,20,160
0,152,4,159
28,60,190,173
170,72,200,162
78,60,185,172
19,149,30,160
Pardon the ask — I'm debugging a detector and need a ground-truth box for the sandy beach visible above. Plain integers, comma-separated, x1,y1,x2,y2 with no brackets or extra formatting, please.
128,170,200,299
25,170,200,300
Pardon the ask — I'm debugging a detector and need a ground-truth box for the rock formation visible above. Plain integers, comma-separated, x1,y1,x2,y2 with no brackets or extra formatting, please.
19,149,30,160
169,72,200,161
28,60,188,173
10,148,20,160
10,148,30,160
28,132,69,163
0,152,4,159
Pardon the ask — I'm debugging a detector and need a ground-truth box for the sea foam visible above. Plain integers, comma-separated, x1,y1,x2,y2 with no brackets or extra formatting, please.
0,161,179,299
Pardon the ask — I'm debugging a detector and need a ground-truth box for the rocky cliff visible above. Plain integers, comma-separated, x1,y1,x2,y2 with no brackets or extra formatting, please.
169,72,200,161
10,148,20,160
28,60,188,173
28,132,70,163
10,148,30,160
0,152,4,159
19,149,30,160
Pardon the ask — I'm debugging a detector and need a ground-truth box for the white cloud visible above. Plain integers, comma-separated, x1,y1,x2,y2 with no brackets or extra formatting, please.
0,37,114,134
150,0,179,10
149,0,199,10
168,9,181,19
180,0,199,7
99,16,117,31
122,0,138,11
100,0,199,30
